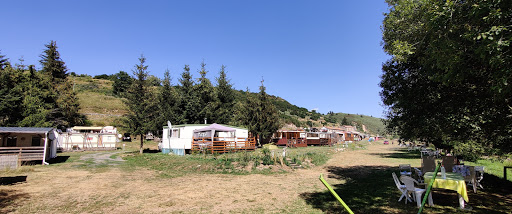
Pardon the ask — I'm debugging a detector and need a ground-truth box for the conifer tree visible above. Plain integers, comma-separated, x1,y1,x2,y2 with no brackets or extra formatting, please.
125,55,152,154
255,79,280,144
214,65,235,124
235,80,280,145
178,65,201,124
0,59,24,126
156,69,180,128
39,41,84,129
195,61,216,123
40,41,68,82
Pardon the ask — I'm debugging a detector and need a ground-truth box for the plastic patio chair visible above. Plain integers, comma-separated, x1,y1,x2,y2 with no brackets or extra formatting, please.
442,156,456,172
474,166,484,189
400,175,433,207
414,167,424,183
399,164,412,176
392,172,411,203
465,166,477,193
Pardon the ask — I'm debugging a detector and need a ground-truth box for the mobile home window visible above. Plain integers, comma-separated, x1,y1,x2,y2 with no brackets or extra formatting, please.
7,136,17,147
32,136,41,146
171,129,180,138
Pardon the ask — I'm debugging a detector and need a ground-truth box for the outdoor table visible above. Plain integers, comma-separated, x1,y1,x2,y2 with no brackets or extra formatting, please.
424,172,469,209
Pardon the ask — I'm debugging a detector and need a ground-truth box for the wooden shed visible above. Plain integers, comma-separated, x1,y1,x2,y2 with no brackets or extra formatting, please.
0,127,58,165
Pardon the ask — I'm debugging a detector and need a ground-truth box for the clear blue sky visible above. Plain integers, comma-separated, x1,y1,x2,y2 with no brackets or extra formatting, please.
1,0,390,118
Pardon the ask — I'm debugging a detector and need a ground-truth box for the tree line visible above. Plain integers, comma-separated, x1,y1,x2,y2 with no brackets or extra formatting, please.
115,55,281,154
0,42,282,154
0,41,84,130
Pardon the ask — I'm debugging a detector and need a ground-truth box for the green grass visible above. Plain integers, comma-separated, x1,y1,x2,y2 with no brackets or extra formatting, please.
299,146,512,213
466,159,512,182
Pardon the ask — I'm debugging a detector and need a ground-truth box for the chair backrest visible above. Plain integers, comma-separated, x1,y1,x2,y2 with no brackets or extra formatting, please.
414,167,423,176
475,166,484,172
399,164,411,173
422,156,436,173
442,156,456,172
464,166,476,182
392,172,402,189
400,175,418,191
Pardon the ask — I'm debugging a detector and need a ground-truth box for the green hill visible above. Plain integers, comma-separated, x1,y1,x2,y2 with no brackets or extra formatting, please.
74,75,385,135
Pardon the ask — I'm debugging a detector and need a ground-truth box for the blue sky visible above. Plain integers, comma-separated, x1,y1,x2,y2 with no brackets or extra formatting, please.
1,0,390,118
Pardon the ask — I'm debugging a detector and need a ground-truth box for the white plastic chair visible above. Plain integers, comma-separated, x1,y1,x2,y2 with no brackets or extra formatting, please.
399,164,412,176
414,167,424,183
474,166,484,189
392,172,411,203
400,175,433,207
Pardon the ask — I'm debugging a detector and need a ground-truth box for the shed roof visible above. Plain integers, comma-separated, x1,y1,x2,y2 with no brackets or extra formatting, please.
0,127,54,134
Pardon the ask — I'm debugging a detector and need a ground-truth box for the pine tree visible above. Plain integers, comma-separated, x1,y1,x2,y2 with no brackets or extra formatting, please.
178,65,201,124
125,55,152,154
235,80,280,145
156,69,180,128
40,41,68,82
39,41,84,129
255,79,281,144
0,60,24,126
0,51,10,70
214,65,235,124
195,61,216,123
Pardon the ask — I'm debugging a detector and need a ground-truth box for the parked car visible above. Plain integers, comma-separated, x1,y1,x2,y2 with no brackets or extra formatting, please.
123,133,131,142
384,140,389,145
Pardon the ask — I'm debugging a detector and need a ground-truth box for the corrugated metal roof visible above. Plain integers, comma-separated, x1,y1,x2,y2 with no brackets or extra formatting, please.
0,127,54,134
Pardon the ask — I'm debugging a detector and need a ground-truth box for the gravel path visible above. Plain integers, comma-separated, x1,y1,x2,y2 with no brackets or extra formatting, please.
79,151,125,165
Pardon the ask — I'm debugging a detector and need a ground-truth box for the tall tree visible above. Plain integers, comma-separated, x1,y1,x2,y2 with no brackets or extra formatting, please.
0,51,10,70
235,80,280,145
177,65,201,124
214,65,235,124
125,55,153,154
195,61,216,123
40,41,68,82
380,0,512,157
39,41,84,129
156,69,180,129
0,59,24,126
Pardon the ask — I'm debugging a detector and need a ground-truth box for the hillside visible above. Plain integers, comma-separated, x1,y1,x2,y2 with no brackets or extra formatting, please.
74,76,385,135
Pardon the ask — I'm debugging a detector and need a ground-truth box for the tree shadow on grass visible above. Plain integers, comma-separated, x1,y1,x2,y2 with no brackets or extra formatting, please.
369,149,421,160
0,176,27,185
0,189,29,212
47,156,70,164
300,165,512,213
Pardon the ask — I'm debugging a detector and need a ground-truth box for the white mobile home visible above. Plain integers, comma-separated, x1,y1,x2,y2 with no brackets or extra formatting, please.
161,123,252,155
58,126,119,151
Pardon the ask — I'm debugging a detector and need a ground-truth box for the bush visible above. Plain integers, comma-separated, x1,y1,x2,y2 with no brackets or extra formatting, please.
453,141,485,162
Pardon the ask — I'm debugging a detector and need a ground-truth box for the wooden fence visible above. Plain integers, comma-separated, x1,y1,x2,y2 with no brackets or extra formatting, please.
0,155,18,170
191,137,256,154
0,147,45,163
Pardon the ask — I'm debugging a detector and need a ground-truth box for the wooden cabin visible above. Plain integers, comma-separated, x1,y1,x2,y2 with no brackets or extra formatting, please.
273,130,307,148
0,127,58,165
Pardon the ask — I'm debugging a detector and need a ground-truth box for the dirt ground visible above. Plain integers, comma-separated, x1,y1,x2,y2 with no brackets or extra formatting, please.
0,142,406,213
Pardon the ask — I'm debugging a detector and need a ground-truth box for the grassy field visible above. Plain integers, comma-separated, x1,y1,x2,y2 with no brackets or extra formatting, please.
1,141,511,213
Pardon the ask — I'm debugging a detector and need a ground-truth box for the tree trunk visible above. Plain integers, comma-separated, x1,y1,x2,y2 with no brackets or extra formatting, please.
139,134,144,154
